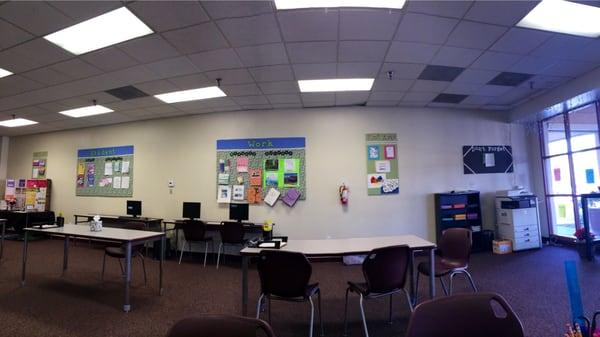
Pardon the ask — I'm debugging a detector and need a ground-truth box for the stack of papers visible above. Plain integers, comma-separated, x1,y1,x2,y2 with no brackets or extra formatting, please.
282,188,301,207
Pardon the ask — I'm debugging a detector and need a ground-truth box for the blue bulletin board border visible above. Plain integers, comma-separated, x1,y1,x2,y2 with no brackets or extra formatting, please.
217,138,305,150
78,145,134,158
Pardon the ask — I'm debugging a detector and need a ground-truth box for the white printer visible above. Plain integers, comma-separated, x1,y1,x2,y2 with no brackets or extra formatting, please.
495,189,542,251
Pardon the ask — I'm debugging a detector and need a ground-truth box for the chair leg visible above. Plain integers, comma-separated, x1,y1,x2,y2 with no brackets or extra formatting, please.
139,254,147,286
402,289,414,312
358,294,369,337
178,240,186,264
318,289,324,336
101,252,106,281
256,293,265,319
308,296,315,337
203,241,208,267
414,271,420,304
118,258,124,277
464,270,478,292
388,294,393,324
216,243,223,269
440,277,449,296
449,272,456,295
268,297,272,324
343,288,350,336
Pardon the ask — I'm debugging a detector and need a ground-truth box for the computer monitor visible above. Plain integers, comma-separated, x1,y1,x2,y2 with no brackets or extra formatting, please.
229,203,249,222
183,202,201,220
126,200,142,217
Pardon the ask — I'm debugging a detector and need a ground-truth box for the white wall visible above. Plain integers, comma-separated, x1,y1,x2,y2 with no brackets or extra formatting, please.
6,106,531,241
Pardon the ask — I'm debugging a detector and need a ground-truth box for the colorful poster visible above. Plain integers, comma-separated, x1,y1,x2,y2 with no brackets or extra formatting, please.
217,185,231,203
237,157,249,173
586,168,595,184
249,168,262,186
32,151,48,179
366,134,399,195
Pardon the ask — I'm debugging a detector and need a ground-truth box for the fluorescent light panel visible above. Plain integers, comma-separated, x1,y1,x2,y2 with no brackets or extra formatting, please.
0,118,37,127
44,7,153,55
59,105,113,118
275,0,406,9
0,68,13,79
517,0,600,38
298,78,374,92
155,86,227,103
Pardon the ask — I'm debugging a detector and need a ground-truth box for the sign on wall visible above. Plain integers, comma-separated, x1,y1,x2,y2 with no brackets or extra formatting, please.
366,133,399,195
32,151,47,178
463,145,513,174
76,145,134,197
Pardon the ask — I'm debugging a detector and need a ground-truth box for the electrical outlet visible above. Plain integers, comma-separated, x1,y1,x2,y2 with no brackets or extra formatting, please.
168,179,175,188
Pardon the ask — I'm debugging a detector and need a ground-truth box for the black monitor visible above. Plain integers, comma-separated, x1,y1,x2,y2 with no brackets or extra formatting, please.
229,203,249,222
183,202,201,220
126,200,142,217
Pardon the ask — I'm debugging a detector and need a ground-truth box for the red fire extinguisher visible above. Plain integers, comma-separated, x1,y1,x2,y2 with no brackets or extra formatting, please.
339,184,349,205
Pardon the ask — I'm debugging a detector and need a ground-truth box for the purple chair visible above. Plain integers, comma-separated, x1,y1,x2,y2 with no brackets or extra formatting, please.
405,293,525,337
166,314,276,337
256,250,324,337
216,221,247,269
344,245,412,337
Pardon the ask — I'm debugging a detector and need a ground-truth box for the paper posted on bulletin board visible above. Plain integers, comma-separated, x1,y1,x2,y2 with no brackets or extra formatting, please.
76,145,133,197
32,151,47,179
366,133,399,195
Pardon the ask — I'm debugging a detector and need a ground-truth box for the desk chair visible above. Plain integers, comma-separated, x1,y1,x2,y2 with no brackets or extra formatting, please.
101,221,147,285
178,220,213,267
343,245,412,337
166,314,276,337
216,221,247,269
415,227,477,303
405,293,525,337
256,250,324,337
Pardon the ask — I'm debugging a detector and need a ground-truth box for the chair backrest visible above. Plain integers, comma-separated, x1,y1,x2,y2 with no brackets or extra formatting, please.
362,245,410,293
181,220,208,241
439,227,472,267
257,250,312,298
405,293,525,337
220,221,246,244
124,221,146,231
165,314,276,337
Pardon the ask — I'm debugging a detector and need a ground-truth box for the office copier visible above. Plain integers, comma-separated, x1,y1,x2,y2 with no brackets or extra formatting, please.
495,189,542,251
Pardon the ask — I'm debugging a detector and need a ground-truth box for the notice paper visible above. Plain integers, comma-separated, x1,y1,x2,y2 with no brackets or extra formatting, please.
284,159,296,172
375,160,391,173
233,184,245,201
264,188,281,207
237,157,249,173
217,185,231,203
484,153,495,167
121,161,130,174
113,176,121,189
218,173,230,185
104,161,113,175
249,168,262,186
121,176,130,189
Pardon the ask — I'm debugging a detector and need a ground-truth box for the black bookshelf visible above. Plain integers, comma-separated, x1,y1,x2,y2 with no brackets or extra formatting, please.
434,191,483,252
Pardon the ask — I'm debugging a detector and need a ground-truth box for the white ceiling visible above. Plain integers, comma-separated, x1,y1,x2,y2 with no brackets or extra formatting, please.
0,0,599,136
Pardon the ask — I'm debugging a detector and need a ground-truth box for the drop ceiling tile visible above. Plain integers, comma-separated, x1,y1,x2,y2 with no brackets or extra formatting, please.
411,80,450,93
366,100,399,107
82,47,139,72
0,1,73,35
129,1,209,32
277,9,338,42
239,104,272,110
0,19,33,50
286,42,337,64
432,93,468,104
271,103,303,109
236,43,288,67
337,63,381,78
249,65,294,82
106,96,162,110
430,46,482,68
489,28,552,55
162,22,228,54
22,67,72,86
19,111,66,123
568,40,600,62
77,91,122,105
528,75,571,90
232,95,269,105
293,63,337,80
379,63,426,80
118,35,180,63
217,14,281,47
509,56,557,74
446,21,508,50
477,84,513,96
386,42,439,63
339,9,401,40
461,95,495,105
369,91,404,101
145,57,199,79
453,68,500,84
444,82,482,95
201,1,273,19
109,64,160,85
402,91,438,102
488,72,533,87
221,83,262,96
530,35,595,61
418,65,464,82
395,13,458,44
187,49,243,72
336,92,370,105
48,1,122,21
134,80,179,95
50,59,102,79
301,92,335,105
541,60,598,77
489,86,539,105
168,73,211,90
372,79,413,92
406,0,473,18
144,105,179,115
0,38,72,73
204,68,255,85
266,94,301,104
258,81,299,94
0,75,44,97
464,1,539,26
470,51,522,71
339,41,388,63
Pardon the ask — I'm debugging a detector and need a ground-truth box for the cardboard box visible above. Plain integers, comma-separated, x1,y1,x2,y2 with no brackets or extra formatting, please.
493,239,512,254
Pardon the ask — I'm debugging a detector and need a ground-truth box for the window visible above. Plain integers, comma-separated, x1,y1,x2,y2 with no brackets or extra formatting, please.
540,102,600,237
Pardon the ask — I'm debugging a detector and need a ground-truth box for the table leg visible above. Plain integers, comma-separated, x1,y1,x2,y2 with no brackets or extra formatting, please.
0,220,5,260
62,235,69,275
429,248,435,299
175,227,179,256
242,255,248,316
409,249,415,305
21,231,29,286
123,242,132,312
159,236,165,295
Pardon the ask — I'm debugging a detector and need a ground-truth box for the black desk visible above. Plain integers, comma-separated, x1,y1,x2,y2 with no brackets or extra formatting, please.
0,210,55,234
74,214,162,231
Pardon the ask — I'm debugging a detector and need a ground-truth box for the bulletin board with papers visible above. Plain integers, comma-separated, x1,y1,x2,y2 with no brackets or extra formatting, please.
216,137,306,207
75,145,134,197
366,133,399,195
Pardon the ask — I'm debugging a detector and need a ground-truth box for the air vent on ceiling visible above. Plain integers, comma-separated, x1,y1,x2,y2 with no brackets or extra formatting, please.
105,85,149,100
487,72,533,87
418,65,465,82
432,93,468,104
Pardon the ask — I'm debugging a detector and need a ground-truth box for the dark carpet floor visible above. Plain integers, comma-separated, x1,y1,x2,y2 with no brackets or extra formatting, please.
0,239,597,337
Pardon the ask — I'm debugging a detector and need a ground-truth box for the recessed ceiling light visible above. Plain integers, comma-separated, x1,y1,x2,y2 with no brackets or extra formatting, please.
298,78,374,92
517,0,600,38
44,7,153,55
274,0,406,9
59,105,113,118
0,68,13,79
0,118,38,127
154,86,227,103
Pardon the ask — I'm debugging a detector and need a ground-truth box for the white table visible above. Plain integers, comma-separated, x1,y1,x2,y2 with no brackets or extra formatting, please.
239,235,437,316
21,224,166,312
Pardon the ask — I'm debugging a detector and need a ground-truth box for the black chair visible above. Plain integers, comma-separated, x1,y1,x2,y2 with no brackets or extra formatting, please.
405,293,525,337
101,221,147,285
344,245,413,337
166,314,276,337
178,220,213,267
256,250,324,337
216,221,247,269
415,228,477,303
